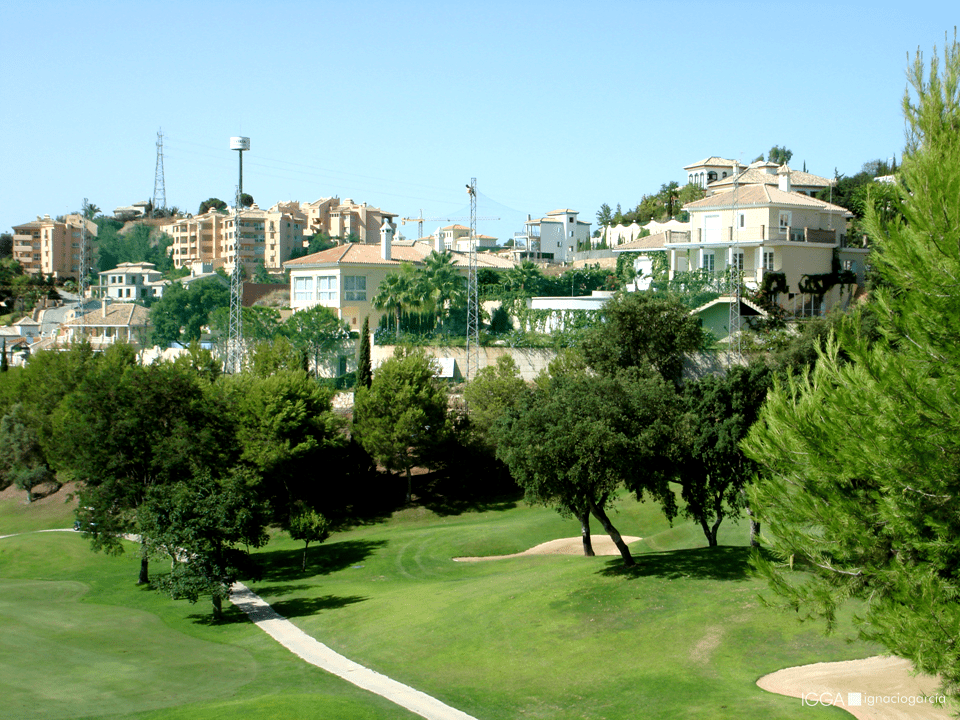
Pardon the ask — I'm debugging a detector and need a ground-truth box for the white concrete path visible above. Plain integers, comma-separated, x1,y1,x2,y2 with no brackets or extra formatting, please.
1,529,479,720
229,582,478,720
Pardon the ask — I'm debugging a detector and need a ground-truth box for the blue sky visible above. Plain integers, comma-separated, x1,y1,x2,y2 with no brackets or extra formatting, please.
2,1,955,243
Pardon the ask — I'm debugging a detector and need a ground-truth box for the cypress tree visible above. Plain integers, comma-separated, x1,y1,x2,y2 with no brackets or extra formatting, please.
356,316,372,389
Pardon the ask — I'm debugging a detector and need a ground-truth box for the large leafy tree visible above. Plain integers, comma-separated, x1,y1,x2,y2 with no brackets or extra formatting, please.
463,354,526,450
150,278,230,347
353,347,449,503
743,37,960,698
53,352,235,584
495,367,677,565
281,305,351,375
0,403,56,502
421,251,465,326
581,291,706,386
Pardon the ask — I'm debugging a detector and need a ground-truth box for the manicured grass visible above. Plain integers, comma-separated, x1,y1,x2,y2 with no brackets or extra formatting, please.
1,488,880,719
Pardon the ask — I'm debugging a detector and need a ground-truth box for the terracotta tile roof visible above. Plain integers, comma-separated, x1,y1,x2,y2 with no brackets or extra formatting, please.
546,209,577,215
684,185,851,214
709,166,833,190
284,242,516,270
613,231,671,251
63,303,152,327
683,156,737,170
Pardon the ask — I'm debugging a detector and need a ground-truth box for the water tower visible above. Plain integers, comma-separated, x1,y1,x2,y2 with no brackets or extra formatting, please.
229,136,250,195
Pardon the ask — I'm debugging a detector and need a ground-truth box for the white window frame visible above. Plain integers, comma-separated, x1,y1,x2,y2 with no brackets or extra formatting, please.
778,211,792,234
343,275,366,302
702,251,715,272
293,275,314,303
763,251,775,271
317,275,337,302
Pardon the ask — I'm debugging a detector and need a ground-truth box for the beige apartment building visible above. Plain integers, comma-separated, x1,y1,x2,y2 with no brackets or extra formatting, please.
299,197,397,243
12,214,97,278
163,204,304,273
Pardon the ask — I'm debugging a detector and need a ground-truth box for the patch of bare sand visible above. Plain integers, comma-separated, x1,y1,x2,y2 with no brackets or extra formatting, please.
757,656,953,720
453,536,641,562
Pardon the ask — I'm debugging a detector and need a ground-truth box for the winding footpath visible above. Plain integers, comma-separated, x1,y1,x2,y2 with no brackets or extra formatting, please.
2,529,478,720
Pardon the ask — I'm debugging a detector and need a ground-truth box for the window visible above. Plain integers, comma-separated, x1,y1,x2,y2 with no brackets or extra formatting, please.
738,212,745,228
344,275,366,301
318,275,336,302
778,211,792,234
763,251,775,271
293,276,314,303
702,252,715,272
732,251,744,271
844,259,857,272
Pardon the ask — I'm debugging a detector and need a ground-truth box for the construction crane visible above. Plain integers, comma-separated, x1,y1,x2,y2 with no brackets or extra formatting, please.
401,209,499,241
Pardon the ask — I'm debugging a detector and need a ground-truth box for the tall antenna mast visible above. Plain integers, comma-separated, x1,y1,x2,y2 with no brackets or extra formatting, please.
226,185,245,374
79,198,88,328
728,161,743,361
153,129,166,214
465,178,480,382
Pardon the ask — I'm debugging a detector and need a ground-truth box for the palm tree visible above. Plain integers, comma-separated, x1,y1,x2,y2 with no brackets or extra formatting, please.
373,262,421,331
505,261,543,295
422,251,465,328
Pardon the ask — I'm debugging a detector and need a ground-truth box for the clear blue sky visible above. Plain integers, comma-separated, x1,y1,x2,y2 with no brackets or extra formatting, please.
2,1,955,243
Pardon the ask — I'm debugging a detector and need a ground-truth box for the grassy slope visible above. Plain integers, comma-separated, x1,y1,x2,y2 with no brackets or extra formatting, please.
0,487,875,719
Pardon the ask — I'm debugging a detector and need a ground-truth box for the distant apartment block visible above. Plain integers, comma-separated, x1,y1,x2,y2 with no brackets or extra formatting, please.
162,203,304,274
299,197,398,243
12,214,97,278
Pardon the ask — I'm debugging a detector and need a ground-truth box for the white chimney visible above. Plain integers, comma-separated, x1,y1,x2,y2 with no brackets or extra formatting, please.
380,219,394,261
778,165,792,193
435,228,444,253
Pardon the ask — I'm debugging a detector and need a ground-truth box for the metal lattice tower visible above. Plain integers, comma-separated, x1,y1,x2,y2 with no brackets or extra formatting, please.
728,165,743,361
79,198,88,327
153,129,166,213
465,178,480,382
226,186,245,374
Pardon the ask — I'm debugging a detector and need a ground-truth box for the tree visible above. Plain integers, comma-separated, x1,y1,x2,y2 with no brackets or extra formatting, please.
421,251,465,327
0,403,56,502
495,368,677,565
743,36,960,699
240,193,254,208
581,292,707,386
281,305,351,375
356,316,372,389
504,260,543,295
288,507,329,572
198,198,228,215
463,354,526,449
0,233,12,259
140,469,268,618
150,278,230,347
673,364,771,546
53,355,235,584
353,347,449,502
596,203,613,228
767,145,793,165
0,339,7,373
83,203,100,219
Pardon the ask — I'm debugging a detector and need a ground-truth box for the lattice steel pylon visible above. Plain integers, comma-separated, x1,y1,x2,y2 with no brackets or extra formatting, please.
225,186,244,374
464,178,480,382
728,166,743,361
153,129,166,213
79,198,88,326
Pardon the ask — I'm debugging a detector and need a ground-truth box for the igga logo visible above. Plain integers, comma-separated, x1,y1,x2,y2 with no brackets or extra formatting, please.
801,692,850,707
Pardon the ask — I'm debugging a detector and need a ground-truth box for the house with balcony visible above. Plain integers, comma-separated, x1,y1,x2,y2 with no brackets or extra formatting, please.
667,168,866,316
12,214,96,279
57,302,153,350
97,262,169,301
515,209,592,263
284,221,514,330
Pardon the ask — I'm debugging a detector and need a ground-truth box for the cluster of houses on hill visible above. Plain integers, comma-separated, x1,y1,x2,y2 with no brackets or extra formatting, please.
4,155,881,368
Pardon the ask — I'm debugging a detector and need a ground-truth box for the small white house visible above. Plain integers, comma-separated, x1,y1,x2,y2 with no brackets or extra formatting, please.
98,262,169,301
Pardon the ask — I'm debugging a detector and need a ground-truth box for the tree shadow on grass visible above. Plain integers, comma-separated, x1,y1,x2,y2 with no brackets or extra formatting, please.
270,593,367,619
598,545,754,582
255,539,387,583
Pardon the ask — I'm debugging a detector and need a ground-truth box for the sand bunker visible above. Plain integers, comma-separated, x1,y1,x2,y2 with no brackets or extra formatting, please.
453,536,641,562
757,656,952,719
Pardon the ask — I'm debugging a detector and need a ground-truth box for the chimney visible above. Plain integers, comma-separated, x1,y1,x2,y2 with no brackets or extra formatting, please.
435,229,444,254
380,219,393,261
778,165,792,193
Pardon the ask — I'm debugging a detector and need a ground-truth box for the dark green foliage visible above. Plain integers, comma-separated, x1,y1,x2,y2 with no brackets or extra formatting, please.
581,292,707,385
673,365,771,546
0,233,12,259
353,347,449,502
280,305,351,374
198,198,228,215
0,403,56,501
744,36,960,699
94,221,174,275
0,339,7,373
150,278,230,347
356,316,372,389
140,469,268,617
288,507,330,572
488,305,512,334
766,145,793,165
463,355,525,449
495,368,678,565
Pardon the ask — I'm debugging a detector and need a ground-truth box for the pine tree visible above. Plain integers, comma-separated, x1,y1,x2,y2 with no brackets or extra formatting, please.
744,33,960,699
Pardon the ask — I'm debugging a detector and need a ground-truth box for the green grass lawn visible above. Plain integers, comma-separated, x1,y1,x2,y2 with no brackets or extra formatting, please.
0,486,878,719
